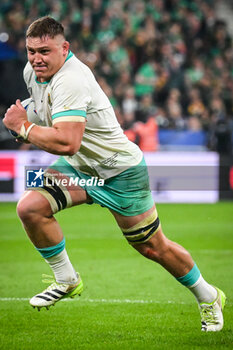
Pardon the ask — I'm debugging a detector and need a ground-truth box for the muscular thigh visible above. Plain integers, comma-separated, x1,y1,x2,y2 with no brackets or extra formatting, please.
110,205,156,229
110,204,162,245
45,168,91,206
19,168,90,217
111,206,168,257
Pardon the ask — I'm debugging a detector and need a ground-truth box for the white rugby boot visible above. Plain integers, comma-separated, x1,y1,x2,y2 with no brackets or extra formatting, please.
30,274,83,310
199,287,226,332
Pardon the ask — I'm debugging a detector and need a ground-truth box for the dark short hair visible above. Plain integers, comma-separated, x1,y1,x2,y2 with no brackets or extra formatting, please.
26,16,65,39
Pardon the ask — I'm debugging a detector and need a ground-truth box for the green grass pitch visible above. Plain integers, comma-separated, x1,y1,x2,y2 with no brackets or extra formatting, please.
0,202,232,350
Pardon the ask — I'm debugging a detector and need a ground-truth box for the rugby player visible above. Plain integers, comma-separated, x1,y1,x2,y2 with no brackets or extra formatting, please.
3,16,226,331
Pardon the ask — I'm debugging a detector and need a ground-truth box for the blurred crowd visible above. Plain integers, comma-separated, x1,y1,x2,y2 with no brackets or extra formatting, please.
0,0,233,152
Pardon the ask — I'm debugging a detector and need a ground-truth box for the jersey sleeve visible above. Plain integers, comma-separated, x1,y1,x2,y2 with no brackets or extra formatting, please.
23,62,34,94
50,71,91,125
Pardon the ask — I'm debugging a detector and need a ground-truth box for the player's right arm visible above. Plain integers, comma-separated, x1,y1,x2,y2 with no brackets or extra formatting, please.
3,100,86,156
27,120,86,155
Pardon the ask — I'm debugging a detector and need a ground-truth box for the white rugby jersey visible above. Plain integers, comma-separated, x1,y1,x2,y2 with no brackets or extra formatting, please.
23,51,142,179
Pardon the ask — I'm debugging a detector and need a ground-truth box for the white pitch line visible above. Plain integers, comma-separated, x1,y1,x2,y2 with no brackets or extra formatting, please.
0,297,185,304
1,298,231,306
74,298,187,304
0,298,30,301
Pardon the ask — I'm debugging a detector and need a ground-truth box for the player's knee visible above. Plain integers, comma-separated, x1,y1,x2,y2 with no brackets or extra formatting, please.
141,245,158,261
17,197,35,223
17,195,46,224
140,241,169,263
134,230,171,263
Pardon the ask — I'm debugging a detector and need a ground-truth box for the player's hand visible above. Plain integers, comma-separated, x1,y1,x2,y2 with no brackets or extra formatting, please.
3,99,27,134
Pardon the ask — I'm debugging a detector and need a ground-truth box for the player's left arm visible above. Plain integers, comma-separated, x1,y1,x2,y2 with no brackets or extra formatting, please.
3,99,85,155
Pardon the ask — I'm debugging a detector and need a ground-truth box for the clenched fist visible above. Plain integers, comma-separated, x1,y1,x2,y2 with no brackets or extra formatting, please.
3,99,28,134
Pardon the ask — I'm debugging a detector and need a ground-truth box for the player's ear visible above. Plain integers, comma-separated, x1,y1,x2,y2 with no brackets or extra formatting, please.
63,41,69,55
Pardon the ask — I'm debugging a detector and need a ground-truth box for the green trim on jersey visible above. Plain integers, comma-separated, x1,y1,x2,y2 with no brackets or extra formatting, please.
52,110,87,120
35,78,50,84
65,51,74,61
49,156,154,216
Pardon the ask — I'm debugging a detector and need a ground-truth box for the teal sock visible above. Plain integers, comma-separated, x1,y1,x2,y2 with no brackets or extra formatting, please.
176,263,201,287
36,238,77,284
176,264,217,303
36,238,65,258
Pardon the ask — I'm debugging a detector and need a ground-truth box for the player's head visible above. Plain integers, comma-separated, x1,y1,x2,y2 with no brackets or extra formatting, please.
26,16,69,82
26,16,65,39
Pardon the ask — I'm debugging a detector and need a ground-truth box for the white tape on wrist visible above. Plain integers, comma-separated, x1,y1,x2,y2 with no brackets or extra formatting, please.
19,121,36,140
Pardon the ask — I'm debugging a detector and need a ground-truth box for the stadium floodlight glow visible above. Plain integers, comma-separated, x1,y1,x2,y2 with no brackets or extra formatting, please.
0,32,9,42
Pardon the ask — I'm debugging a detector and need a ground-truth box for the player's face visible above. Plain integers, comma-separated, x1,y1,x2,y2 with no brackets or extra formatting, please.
26,35,69,82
